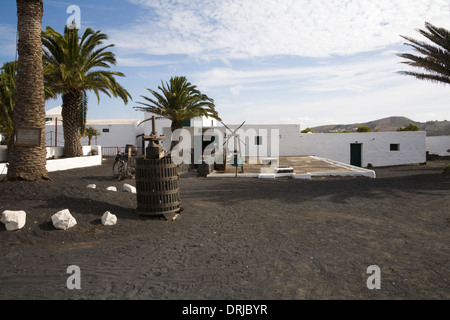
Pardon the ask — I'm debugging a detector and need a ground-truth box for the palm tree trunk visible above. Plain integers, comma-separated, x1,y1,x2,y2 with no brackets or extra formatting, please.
7,0,49,181
62,91,83,157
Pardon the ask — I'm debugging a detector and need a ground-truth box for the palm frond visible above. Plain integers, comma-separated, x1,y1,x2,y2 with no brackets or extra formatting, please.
134,76,221,127
397,21,450,86
42,26,132,103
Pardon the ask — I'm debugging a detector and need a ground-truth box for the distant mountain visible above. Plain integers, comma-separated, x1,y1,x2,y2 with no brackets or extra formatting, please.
310,116,450,136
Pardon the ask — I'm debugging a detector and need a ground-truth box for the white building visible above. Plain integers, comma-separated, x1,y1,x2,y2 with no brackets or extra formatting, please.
43,107,430,167
45,106,62,122
45,106,144,148
44,108,217,155
297,131,427,167
162,123,427,167
45,118,144,148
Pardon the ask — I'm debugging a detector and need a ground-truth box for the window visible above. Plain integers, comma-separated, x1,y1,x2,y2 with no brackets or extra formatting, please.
255,136,263,145
102,128,110,133
390,144,400,151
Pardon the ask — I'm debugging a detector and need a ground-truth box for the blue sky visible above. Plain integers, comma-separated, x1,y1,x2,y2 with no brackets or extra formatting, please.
1,0,449,128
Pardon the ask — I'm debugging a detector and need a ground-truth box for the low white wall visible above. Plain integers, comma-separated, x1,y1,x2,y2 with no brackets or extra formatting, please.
46,146,65,158
426,136,450,156
46,153,102,172
0,145,102,174
47,145,101,158
298,132,426,167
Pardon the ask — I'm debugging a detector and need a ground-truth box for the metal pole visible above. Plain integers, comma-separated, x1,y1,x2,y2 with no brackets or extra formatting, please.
55,117,58,146
151,116,156,136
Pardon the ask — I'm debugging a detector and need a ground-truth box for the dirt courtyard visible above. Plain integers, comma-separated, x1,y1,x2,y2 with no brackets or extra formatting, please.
0,158,449,301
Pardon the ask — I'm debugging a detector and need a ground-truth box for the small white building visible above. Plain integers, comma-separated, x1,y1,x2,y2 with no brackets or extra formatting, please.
298,131,427,167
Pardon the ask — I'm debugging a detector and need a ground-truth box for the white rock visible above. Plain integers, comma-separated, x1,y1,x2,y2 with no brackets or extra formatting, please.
86,184,96,189
1,210,26,231
101,211,117,226
123,183,136,194
51,209,77,230
106,186,117,192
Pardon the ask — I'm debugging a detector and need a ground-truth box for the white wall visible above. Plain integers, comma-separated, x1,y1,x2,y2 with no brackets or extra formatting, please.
0,146,102,174
160,125,426,167
298,132,427,167
45,121,144,148
161,124,298,159
83,122,144,147
426,136,450,156
45,146,102,172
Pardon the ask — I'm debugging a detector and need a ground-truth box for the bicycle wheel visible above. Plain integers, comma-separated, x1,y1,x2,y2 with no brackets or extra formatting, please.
112,160,121,178
119,161,128,181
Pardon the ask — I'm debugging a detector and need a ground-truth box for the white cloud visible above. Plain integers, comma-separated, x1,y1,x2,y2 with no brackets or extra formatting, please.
193,53,403,94
116,56,187,67
114,0,449,60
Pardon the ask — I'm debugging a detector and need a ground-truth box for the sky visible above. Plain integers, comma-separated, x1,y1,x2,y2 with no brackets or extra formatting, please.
0,0,449,129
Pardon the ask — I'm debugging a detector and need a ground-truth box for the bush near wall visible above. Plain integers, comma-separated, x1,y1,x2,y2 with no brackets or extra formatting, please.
443,165,450,175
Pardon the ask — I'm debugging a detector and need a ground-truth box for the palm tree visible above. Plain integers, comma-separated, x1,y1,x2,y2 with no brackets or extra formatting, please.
83,125,100,146
42,26,132,158
397,22,450,85
7,0,49,181
0,61,16,145
134,76,221,150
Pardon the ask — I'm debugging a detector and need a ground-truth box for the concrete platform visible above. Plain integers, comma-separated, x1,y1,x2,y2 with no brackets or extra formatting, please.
206,156,376,179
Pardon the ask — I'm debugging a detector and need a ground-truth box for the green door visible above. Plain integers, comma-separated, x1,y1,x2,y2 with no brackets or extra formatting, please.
350,144,362,167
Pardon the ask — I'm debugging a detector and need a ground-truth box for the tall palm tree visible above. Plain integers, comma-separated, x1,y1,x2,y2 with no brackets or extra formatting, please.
134,76,221,149
42,26,132,158
397,22,450,85
7,0,48,181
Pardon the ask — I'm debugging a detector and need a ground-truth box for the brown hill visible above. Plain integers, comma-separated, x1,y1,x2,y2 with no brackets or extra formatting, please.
310,116,450,136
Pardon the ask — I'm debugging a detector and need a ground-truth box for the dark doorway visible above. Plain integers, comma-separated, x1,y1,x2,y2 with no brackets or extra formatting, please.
350,143,362,167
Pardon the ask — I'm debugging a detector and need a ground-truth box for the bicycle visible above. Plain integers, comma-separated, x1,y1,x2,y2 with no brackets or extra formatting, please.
112,146,137,181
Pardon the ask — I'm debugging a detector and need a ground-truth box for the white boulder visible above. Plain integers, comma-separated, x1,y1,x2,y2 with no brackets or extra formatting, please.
101,211,117,226
51,209,77,230
123,183,136,194
86,184,96,189
106,186,117,192
1,210,26,231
